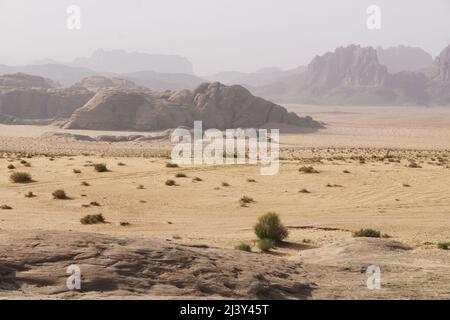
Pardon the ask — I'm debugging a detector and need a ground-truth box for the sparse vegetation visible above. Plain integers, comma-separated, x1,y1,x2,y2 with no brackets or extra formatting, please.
81,181,90,186
352,228,381,238
299,188,310,193
117,162,126,166
258,238,275,252
137,184,145,189
10,172,32,183
192,177,202,182
0,205,13,210
80,214,106,225
7,164,15,170
165,179,177,186
222,182,230,187
94,163,108,172
254,212,288,243
343,170,351,174
239,195,254,206
166,162,179,168
73,169,82,174
234,243,252,252
52,189,68,200
437,242,450,250
299,166,319,174
247,178,256,183
25,191,36,198
120,221,131,227
175,173,187,178
90,201,101,207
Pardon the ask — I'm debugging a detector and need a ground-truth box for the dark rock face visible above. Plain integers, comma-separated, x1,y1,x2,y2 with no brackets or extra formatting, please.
0,73,94,120
65,82,322,131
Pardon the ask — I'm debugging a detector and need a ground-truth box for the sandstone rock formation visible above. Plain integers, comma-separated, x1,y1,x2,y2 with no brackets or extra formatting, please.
254,44,448,105
0,73,94,121
75,75,138,92
0,230,313,299
65,82,322,131
376,45,433,73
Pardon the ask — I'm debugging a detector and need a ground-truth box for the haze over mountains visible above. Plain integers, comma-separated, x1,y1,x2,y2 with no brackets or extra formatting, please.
0,44,450,131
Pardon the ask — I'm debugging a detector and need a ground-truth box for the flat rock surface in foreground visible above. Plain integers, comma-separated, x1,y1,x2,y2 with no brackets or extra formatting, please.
1,231,449,299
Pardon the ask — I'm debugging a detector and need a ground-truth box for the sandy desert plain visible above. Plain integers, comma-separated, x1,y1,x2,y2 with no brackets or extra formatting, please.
1,105,450,300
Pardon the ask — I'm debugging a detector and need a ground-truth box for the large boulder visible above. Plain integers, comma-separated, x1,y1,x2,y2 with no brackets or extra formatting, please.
65,82,322,131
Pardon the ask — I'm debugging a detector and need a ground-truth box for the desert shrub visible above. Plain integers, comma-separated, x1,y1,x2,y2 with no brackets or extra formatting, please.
343,170,351,174
24,162,31,167
165,179,177,186
80,214,105,225
175,173,187,178
117,162,126,166
403,183,411,187
94,163,108,172
299,188,310,193
10,172,32,183
7,164,15,170
234,243,252,252
192,177,202,182
254,212,288,243
352,228,381,238
73,169,82,174
90,201,101,207
408,161,422,168
247,178,256,183
239,196,254,206
25,191,36,198
20,160,27,164
0,205,13,210
437,242,450,250
137,184,145,189
222,182,230,187
299,166,319,174
52,189,68,200
166,162,179,168
81,181,90,186
258,238,275,252
120,221,131,227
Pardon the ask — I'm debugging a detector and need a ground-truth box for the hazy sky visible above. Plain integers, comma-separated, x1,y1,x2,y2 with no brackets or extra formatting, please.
0,0,449,75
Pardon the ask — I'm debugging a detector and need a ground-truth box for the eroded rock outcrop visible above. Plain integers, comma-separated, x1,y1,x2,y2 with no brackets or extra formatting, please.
0,73,94,120
254,44,449,105
65,82,322,131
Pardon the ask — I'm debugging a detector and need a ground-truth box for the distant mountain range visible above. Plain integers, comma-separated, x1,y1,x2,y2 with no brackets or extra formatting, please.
0,45,449,106
253,44,450,106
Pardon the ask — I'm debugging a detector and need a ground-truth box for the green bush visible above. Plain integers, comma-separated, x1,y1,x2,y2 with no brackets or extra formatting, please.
437,242,450,250
10,172,32,183
80,214,105,225
254,212,288,243
352,228,381,238
258,238,275,252
234,243,252,252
